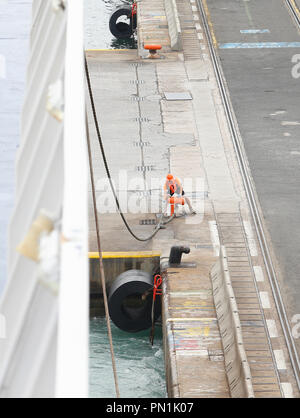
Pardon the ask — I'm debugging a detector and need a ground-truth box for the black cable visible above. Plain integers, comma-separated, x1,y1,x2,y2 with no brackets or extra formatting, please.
84,55,174,242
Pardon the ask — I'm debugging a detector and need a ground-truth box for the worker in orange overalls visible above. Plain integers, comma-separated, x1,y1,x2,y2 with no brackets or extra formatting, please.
163,174,196,215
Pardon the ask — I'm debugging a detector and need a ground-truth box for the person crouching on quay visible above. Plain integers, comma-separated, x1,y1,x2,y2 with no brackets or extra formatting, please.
163,174,196,216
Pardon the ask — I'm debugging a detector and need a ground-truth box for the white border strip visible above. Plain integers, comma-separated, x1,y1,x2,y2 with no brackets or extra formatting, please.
56,0,89,398
209,220,220,256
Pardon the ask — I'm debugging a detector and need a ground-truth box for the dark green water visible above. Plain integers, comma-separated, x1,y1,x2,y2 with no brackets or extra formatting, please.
85,0,137,50
89,317,167,398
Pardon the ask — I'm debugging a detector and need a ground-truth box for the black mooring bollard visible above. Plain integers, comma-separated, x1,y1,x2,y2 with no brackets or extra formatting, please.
169,246,190,265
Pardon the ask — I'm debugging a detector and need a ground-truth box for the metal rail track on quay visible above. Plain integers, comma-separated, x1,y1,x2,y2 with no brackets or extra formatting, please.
286,0,300,27
196,0,300,391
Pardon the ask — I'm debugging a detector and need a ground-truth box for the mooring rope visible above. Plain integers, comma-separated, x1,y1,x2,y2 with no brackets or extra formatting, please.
85,112,120,398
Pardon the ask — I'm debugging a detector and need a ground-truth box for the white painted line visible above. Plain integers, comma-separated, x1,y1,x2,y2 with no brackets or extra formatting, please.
0,54,6,79
266,319,278,338
197,33,204,40
240,29,270,34
270,110,286,116
192,5,197,12
195,23,202,31
169,291,210,298
281,121,300,126
176,350,208,357
209,221,220,257
0,313,6,339
281,382,294,398
253,266,264,282
220,42,300,49
260,291,271,309
274,350,287,370
243,221,258,256
166,317,216,322
178,53,184,62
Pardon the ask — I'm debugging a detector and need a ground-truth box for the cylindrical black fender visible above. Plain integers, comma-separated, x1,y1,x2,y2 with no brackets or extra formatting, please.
108,270,161,333
109,7,136,39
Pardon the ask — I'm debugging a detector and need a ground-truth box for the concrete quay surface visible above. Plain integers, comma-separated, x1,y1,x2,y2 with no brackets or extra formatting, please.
86,0,299,398
205,0,300,363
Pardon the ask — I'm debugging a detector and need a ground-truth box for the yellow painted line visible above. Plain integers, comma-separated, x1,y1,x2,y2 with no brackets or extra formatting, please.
176,325,210,338
175,327,211,336
89,251,161,259
184,326,210,337
166,317,216,322
143,15,166,19
169,290,212,297
290,0,300,18
182,300,213,307
202,0,218,49
85,49,132,52
169,307,214,310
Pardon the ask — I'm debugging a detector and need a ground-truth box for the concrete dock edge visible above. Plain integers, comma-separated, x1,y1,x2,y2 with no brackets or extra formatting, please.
210,246,255,398
162,275,180,398
164,0,182,50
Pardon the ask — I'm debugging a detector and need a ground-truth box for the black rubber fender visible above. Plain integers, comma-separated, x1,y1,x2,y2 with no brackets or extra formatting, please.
108,270,162,333
109,7,136,39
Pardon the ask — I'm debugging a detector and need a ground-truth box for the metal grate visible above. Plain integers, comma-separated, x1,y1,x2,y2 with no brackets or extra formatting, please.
164,92,192,101
130,80,145,84
135,117,150,122
139,219,157,225
133,141,151,147
136,165,155,172
130,96,145,101
131,63,144,67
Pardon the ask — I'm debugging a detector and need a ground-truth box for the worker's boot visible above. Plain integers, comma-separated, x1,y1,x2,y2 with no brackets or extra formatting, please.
188,205,196,215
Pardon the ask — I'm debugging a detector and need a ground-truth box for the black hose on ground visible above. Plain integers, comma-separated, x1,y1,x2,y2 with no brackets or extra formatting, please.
85,55,175,242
